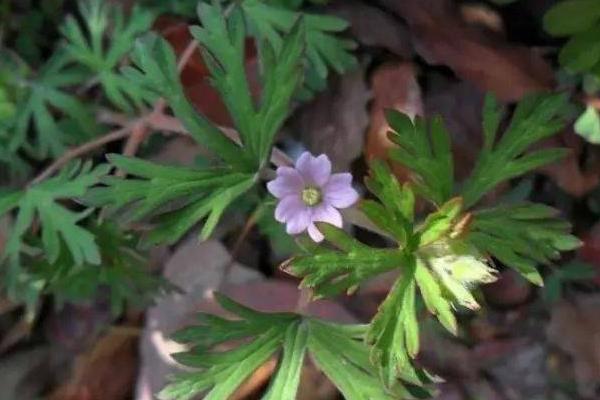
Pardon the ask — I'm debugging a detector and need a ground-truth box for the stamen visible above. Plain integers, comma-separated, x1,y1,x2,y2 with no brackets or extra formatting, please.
301,187,322,206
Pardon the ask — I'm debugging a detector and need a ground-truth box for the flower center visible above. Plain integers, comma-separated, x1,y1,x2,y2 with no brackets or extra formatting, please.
301,186,322,206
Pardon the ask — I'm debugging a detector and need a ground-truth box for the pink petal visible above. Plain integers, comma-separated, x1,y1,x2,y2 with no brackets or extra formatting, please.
307,223,325,242
267,167,304,199
295,152,331,187
286,208,312,234
324,173,359,208
275,195,304,223
312,203,343,227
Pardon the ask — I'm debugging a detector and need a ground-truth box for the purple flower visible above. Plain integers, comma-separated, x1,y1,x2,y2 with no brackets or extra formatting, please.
267,152,359,242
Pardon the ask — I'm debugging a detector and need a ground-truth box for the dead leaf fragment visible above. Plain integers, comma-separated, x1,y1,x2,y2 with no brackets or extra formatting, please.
48,330,139,400
547,295,600,398
365,62,423,181
379,0,555,101
288,65,371,171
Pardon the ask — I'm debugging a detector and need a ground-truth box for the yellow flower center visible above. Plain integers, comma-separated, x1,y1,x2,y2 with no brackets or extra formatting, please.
301,187,322,206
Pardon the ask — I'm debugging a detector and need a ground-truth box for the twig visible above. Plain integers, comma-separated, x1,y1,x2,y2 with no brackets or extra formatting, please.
29,125,132,186
117,40,198,161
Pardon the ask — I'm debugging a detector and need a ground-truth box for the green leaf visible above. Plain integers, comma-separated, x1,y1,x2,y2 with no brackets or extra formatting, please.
308,320,427,399
162,292,421,400
414,260,457,334
241,0,356,97
285,224,408,298
61,0,156,112
387,112,454,206
418,197,463,246
8,51,98,158
32,221,174,316
469,203,581,285
128,33,251,171
1,161,108,266
89,154,256,245
543,0,600,36
191,1,305,167
575,105,600,144
363,160,415,243
559,26,600,73
366,260,423,387
461,93,569,208
263,322,308,400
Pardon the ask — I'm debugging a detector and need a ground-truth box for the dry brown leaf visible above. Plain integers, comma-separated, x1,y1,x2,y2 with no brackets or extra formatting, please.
365,62,423,181
290,65,371,172
48,329,139,400
547,295,600,398
538,132,600,198
326,0,413,57
378,0,554,101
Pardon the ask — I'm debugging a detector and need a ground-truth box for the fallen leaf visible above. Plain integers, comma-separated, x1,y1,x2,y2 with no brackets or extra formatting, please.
424,80,485,179
538,131,600,197
48,329,139,400
0,347,55,400
326,0,413,57
547,295,600,398
378,0,555,101
482,269,533,308
365,61,423,181
290,65,371,171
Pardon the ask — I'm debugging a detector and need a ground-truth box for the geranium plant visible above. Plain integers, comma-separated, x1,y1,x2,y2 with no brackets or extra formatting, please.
0,0,580,399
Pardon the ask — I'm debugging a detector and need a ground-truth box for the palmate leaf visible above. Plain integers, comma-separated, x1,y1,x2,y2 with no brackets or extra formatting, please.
286,163,464,388
388,94,569,208
30,221,173,316
468,203,581,285
61,0,156,112
7,50,98,159
543,0,600,78
88,154,256,245
191,1,305,167
387,112,454,206
0,161,108,300
0,161,108,266
126,34,251,171
160,293,428,400
461,93,569,208
240,0,357,97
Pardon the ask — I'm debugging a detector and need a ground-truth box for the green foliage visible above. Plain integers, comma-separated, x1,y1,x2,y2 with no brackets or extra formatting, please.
285,93,577,389
286,163,465,387
240,0,357,97
31,222,173,316
387,112,454,206
191,1,305,167
468,203,581,285
0,161,108,266
389,94,569,209
88,154,256,245
61,0,156,112
0,161,108,302
97,1,311,244
574,105,600,144
6,51,98,159
160,293,428,400
544,0,600,78
461,94,569,208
